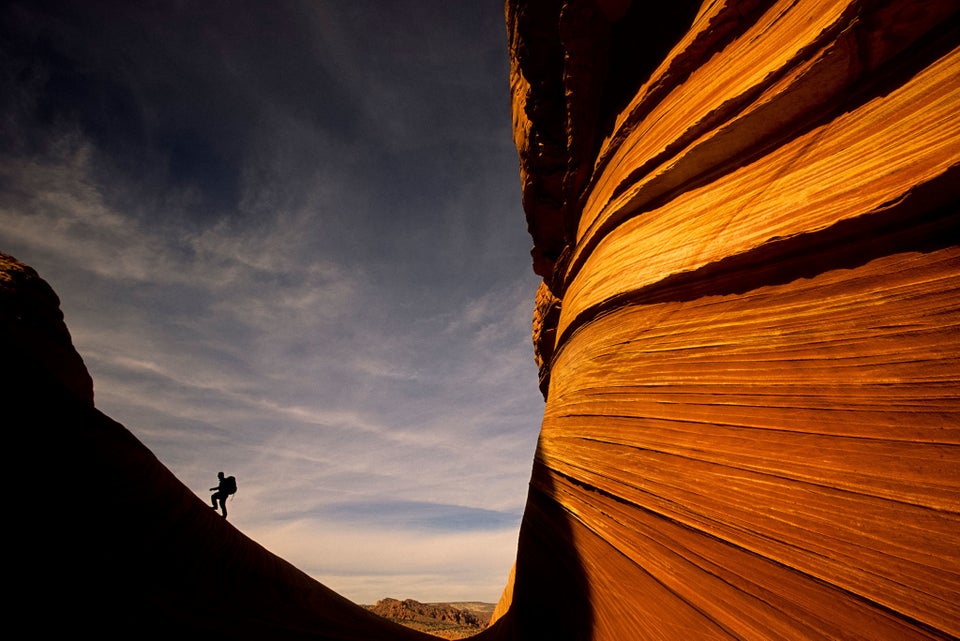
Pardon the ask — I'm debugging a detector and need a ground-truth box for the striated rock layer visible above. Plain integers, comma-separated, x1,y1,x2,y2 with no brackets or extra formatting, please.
3,0,959,638
502,0,960,639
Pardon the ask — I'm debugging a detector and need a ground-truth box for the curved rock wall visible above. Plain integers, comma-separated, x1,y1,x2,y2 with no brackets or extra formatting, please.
505,0,960,639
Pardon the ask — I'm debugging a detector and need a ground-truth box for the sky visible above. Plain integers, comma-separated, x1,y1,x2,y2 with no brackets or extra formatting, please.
0,1,545,604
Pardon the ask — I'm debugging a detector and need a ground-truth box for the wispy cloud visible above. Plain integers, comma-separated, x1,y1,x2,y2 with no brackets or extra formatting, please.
1,0,540,605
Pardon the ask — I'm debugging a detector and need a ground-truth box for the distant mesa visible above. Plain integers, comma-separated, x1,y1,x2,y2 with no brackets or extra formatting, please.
4,0,960,638
364,598,493,638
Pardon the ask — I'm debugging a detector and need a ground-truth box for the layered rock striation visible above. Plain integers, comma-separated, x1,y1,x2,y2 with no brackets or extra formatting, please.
501,0,960,639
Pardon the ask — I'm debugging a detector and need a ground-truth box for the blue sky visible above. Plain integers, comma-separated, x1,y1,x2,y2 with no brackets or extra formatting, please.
0,1,543,604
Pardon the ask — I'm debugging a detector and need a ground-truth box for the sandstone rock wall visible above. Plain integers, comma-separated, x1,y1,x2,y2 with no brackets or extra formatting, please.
502,0,960,639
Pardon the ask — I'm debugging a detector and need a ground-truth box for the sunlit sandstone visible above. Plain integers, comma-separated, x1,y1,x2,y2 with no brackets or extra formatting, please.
3,0,958,638
510,0,960,639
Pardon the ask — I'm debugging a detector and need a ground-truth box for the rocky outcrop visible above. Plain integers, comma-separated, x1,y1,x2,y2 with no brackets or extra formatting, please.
499,0,960,639
1,252,93,406
365,598,490,636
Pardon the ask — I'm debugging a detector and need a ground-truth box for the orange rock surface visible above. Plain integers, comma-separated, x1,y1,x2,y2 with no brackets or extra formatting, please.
499,0,960,638
3,1,958,638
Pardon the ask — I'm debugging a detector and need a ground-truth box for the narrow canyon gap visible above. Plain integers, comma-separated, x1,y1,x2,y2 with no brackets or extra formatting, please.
3,0,959,639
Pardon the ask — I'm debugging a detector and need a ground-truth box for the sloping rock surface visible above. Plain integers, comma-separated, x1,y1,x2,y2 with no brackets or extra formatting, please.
2,252,437,639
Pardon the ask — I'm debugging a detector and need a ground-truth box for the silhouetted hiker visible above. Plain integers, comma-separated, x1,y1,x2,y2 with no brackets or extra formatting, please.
210,471,237,519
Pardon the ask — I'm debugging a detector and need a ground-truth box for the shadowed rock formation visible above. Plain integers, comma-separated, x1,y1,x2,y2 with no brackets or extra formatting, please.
2,251,437,639
3,0,959,638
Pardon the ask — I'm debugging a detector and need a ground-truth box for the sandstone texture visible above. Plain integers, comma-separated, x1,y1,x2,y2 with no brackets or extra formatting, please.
4,0,959,639
499,0,960,639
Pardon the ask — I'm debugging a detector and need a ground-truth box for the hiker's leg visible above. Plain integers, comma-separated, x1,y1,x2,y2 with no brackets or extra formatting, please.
220,497,227,519
211,493,218,509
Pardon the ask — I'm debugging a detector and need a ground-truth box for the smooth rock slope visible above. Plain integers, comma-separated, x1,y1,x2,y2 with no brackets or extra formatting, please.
2,250,435,638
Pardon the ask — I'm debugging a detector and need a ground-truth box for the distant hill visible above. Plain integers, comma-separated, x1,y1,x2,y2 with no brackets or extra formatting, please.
364,598,495,639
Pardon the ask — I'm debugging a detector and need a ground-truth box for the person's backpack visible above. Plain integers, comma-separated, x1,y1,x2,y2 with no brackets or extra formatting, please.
223,475,237,495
